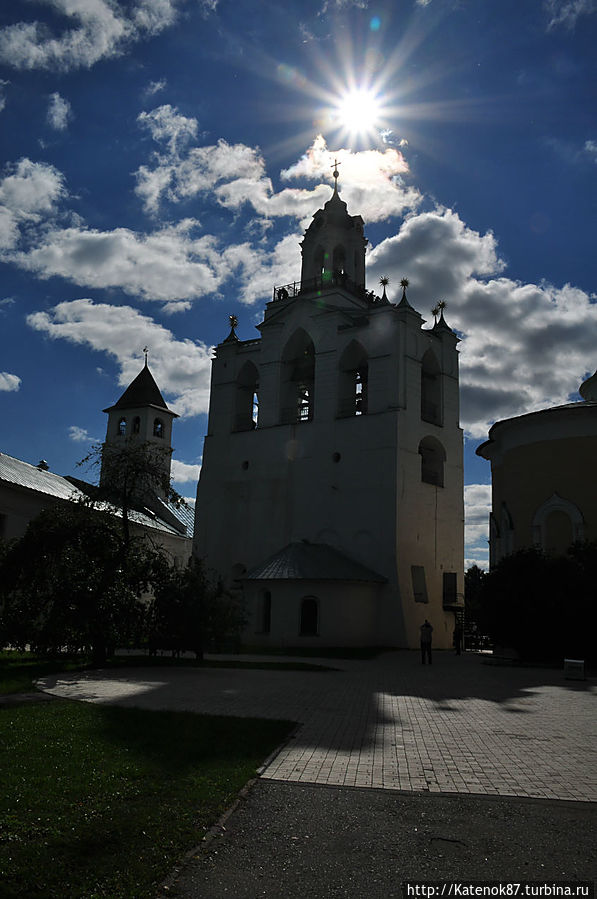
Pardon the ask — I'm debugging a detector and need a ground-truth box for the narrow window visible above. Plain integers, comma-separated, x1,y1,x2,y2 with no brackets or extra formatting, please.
443,572,458,607
262,591,272,634
153,418,164,438
297,384,311,421
354,368,368,415
132,416,141,435
234,361,259,432
300,596,319,636
411,566,428,603
118,417,126,436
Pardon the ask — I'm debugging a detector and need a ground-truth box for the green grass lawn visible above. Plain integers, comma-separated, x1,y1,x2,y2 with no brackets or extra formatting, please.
1,700,294,898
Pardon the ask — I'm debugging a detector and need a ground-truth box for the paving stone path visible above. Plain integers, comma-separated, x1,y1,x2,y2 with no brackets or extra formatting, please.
38,651,597,802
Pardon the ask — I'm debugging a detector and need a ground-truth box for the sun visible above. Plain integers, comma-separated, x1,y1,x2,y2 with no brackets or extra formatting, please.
333,87,383,142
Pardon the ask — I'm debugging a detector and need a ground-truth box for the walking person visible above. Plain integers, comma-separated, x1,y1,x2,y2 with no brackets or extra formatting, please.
420,619,433,664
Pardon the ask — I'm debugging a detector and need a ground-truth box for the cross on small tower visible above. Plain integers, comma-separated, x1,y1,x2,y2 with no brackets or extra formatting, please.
143,346,149,366
331,158,341,188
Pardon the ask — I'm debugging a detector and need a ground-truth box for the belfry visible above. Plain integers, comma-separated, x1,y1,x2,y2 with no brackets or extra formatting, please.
194,177,464,649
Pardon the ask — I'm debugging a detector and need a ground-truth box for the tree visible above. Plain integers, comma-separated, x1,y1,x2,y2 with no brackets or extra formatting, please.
78,439,186,551
479,544,597,662
147,556,246,660
0,502,155,664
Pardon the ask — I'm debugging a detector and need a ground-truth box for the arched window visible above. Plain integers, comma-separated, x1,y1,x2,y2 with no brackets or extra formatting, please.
153,418,164,438
421,349,442,426
132,416,141,435
338,341,368,418
300,596,319,636
234,361,259,432
117,417,126,436
333,245,346,283
419,436,446,487
280,329,315,424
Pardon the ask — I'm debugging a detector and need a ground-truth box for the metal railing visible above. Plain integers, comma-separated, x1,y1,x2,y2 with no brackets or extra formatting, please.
273,275,384,305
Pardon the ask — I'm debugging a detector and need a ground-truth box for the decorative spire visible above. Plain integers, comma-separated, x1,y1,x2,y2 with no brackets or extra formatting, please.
223,313,239,344
143,346,149,367
433,300,452,332
379,276,390,302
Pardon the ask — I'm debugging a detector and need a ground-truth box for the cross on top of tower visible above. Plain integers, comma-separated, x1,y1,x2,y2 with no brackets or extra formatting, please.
331,158,341,190
143,346,149,366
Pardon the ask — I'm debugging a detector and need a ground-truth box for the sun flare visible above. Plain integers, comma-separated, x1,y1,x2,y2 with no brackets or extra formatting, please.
336,88,381,134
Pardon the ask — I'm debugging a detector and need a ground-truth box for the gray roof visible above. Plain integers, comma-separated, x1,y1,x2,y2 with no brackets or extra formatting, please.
245,541,386,583
0,452,85,503
154,496,195,539
0,452,188,539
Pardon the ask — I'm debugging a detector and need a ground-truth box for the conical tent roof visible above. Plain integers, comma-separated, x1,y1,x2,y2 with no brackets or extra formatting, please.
103,364,173,414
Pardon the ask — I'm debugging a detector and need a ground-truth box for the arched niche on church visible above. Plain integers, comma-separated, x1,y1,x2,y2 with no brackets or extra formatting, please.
234,360,259,432
421,349,443,426
337,340,368,418
532,493,584,555
279,328,315,424
418,436,446,487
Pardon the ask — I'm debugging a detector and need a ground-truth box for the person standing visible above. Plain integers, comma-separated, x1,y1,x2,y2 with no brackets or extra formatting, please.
453,621,463,655
420,619,433,664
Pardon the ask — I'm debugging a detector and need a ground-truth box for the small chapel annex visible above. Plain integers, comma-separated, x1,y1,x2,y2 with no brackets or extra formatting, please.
193,174,464,649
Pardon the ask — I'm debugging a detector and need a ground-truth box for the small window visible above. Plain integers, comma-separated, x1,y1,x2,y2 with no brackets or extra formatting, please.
153,418,164,438
300,596,319,636
132,416,141,435
411,565,428,603
118,417,126,436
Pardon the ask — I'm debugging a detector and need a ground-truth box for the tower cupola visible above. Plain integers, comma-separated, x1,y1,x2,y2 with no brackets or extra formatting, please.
299,163,367,293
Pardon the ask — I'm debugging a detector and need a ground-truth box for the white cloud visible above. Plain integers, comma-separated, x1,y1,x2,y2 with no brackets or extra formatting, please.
464,483,491,544
47,92,72,131
171,459,201,484
0,371,21,392
12,221,222,301
0,157,66,249
144,78,167,98
138,104,198,155
68,425,97,443
27,298,213,417
585,140,597,162
545,0,597,29
0,0,179,72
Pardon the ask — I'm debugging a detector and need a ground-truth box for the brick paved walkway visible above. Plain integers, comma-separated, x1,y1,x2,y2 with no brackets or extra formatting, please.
38,651,597,802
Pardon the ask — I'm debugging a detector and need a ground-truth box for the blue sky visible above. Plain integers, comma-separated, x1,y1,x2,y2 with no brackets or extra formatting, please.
1,0,596,569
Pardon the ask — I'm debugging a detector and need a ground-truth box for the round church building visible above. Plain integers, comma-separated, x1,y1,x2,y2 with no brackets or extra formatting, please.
476,370,597,567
